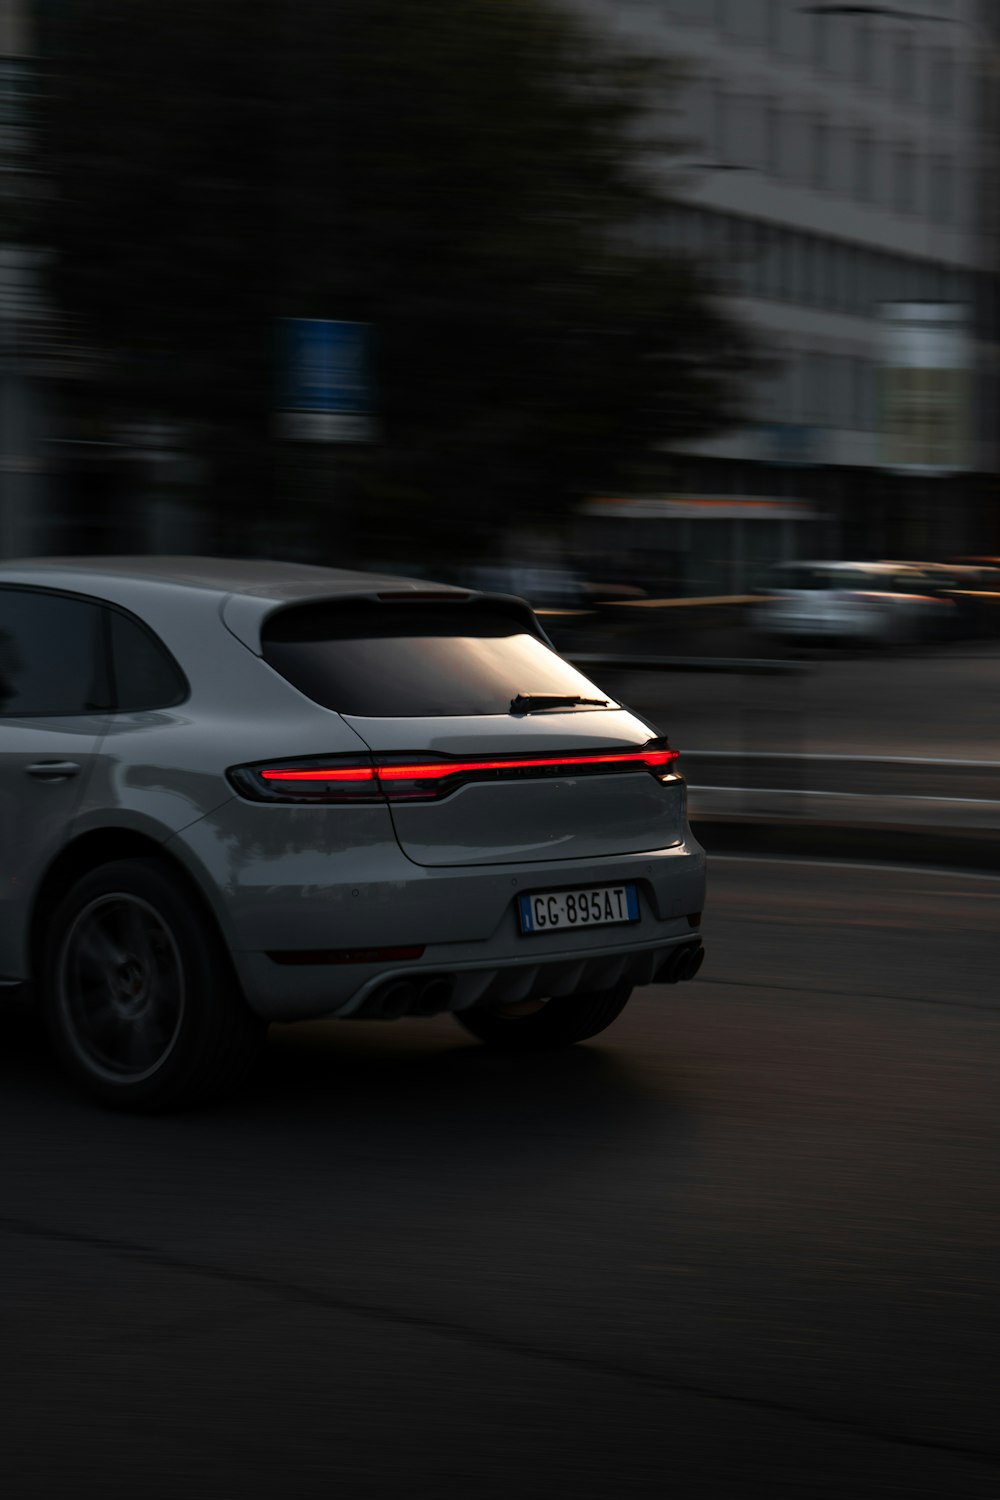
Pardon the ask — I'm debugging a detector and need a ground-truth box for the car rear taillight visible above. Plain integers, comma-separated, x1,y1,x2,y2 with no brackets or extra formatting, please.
228,744,680,805
228,757,378,803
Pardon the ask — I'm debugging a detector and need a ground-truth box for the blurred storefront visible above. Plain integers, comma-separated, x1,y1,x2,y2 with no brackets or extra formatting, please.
577,493,825,597
565,0,1000,564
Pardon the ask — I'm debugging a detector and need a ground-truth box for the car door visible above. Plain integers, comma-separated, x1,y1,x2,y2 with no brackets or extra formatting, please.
0,586,110,982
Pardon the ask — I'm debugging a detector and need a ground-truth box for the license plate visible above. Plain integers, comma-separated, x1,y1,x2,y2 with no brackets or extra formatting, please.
518,884,639,934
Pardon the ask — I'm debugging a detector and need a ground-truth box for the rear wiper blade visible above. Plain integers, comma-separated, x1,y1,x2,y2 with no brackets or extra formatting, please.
510,693,609,714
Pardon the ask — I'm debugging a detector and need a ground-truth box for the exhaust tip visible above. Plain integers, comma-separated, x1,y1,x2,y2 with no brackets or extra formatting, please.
415,977,455,1016
656,950,682,984
676,944,705,982
656,943,704,985
371,980,418,1020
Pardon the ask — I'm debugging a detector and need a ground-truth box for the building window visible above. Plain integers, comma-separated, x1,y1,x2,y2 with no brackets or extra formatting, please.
841,245,859,314
900,259,923,302
730,218,755,295
929,157,954,224
759,225,781,300
803,354,831,423
821,244,839,309
670,0,711,23
925,263,949,302
713,88,730,161
929,49,955,116
854,135,873,202
946,268,968,307
831,355,853,427
893,35,915,102
779,232,797,302
811,119,830,189
730,94,767,172
711,215,737,293
894,149,915,214
880,253,905,307
765,101,783,176
681,208,705,257
852,359,874,431
854,22,872,88
801,237,821,306
837,248,851,312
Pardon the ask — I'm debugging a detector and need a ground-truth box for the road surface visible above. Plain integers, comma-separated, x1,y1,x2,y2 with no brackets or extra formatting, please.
1,856,997,1498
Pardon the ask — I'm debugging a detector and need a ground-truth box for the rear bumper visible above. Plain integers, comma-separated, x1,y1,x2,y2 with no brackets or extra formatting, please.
236,924,704,1022
171,806,706,1021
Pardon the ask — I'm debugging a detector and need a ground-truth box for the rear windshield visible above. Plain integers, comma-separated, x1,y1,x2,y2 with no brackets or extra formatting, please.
262,603,615,717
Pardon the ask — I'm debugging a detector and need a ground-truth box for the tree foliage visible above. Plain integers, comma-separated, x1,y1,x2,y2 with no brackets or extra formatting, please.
39,0,759,556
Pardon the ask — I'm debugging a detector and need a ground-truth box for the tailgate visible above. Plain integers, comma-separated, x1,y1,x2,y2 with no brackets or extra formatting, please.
345,711,686,867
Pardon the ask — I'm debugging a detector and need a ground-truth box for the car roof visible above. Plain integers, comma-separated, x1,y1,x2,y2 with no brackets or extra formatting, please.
0,555,449,602
0,555,540,656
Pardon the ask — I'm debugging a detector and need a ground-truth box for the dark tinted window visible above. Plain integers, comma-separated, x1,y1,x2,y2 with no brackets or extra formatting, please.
263,603,615,717
0,587,107,717
109,610,187,711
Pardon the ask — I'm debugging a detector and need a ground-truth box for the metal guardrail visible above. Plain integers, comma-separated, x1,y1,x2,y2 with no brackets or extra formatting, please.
680,750,1000,830
567,651,999,831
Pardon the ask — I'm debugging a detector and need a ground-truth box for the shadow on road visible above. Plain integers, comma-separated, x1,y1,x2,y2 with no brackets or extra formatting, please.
0,1008,690,1181
251,1017,677,1160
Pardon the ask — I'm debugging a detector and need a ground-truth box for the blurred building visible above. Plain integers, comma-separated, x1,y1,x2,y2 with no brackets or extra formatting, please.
1,0,193,558
564,0,1000,566
0,0,50,556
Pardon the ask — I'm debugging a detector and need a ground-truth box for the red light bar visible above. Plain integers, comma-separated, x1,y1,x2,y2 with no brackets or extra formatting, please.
242,745,681,804
261,766,376,783
258,748,678,785
376,749,679,781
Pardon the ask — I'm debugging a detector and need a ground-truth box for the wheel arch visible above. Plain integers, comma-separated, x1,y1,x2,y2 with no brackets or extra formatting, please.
29,829,232,990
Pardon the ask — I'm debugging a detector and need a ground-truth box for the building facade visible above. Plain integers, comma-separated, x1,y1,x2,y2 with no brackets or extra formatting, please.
564,0,999,565
0,0,49,557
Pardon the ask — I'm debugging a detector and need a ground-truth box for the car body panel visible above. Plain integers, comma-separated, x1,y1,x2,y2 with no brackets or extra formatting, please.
0,714,109,977
382,773,684,866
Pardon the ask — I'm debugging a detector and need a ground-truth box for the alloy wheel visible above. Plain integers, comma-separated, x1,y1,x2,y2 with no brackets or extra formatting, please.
56,893,185,1084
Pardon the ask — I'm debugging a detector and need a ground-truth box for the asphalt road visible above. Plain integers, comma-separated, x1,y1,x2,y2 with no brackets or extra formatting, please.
1,856,998,1499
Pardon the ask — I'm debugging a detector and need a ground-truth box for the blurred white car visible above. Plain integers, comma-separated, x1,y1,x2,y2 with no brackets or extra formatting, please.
753,561,947,645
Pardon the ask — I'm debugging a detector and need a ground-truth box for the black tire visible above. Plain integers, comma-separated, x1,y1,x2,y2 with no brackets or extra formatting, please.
41,857,266,1111
454,981,632,1052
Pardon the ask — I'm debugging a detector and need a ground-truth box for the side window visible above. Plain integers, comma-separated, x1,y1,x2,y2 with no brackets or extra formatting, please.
0,588,107,717
108,610,187,712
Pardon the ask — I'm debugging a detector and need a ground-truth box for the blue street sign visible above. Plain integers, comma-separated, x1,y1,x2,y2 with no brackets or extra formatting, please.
280,318,374,442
